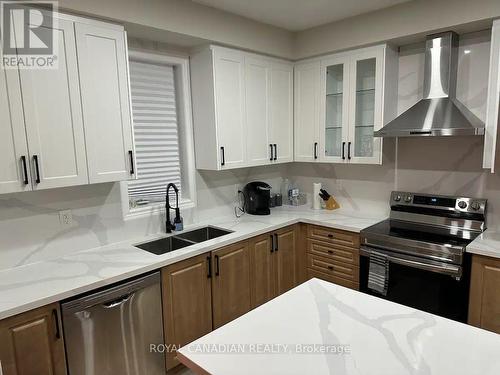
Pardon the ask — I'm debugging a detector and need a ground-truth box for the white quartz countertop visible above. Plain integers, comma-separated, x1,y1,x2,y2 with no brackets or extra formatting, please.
178,278,500,375
0,207,383,320
466,230,500,259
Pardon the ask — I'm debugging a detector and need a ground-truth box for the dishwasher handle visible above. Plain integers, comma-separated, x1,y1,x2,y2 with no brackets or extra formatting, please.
102,293,132,309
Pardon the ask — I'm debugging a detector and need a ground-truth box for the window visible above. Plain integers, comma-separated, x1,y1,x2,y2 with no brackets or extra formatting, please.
122,50,196,217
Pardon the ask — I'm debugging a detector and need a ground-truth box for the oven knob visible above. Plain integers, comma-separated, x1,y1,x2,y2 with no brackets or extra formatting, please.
394,194,401,202
404,194,412,203
471,202,481,211
458,201,467,209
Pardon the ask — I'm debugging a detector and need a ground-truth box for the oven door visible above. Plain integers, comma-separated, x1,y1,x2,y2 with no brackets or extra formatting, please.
359,246,471,322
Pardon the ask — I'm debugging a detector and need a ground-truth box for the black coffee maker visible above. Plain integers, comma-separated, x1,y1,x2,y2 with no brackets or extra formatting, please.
243,182,271,215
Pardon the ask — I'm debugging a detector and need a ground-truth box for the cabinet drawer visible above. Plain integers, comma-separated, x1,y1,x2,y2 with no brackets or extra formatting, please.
306,239,359,265
307,254,359,283
307,225,359,248
306,268,359,290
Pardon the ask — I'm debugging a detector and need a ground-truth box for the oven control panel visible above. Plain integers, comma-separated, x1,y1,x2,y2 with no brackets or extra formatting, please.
390,191,487,214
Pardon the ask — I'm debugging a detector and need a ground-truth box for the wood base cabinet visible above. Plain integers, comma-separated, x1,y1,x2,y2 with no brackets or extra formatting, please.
305,225,360,290
162,254,213,371
468,255,500,334
249,225,298,309
0,303,66,375
211,242,252,328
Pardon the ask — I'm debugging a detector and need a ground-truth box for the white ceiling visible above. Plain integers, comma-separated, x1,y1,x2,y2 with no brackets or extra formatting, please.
192,0,414,31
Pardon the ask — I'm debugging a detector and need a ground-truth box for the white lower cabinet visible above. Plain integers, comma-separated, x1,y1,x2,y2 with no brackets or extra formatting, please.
294,44,398,165
0,10,135,194
191,46,293,170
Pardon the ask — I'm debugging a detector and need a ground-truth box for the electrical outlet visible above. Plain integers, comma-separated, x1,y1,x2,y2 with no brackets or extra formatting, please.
59,210,73,226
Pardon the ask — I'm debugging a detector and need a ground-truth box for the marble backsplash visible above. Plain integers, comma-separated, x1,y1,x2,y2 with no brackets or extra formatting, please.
0,30,495,271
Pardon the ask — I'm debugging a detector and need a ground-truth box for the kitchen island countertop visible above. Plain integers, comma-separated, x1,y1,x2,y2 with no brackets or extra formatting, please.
178,278,500,375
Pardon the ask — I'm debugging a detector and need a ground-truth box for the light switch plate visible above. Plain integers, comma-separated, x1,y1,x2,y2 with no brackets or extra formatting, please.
59,210,73,226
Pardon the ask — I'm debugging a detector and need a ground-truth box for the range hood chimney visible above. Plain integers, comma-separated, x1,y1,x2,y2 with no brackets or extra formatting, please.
374,32,484,137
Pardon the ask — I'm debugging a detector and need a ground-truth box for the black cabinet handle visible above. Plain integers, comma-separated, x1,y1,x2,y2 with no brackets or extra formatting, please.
215,254,220,276
348,142,351,160
328,265,334,271
52,309,61,339
314,142,318,160
21,156,28,185
274,233,278,252
273,144,277,161
270,234,274,253
328,250,333,254
342,142,346,160
269,144,273,161
328,234,334,239
220,147,225,166
206,256,212,278
128,150,135,175
33,155,41,184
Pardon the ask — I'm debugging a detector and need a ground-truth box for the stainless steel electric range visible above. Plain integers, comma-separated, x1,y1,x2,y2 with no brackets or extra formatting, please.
360,191,487,322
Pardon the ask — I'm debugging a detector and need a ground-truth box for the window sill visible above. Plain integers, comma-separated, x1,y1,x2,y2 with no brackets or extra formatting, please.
124,199,196,221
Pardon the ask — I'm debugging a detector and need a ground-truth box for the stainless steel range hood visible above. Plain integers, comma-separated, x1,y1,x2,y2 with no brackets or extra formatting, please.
374,32,484,137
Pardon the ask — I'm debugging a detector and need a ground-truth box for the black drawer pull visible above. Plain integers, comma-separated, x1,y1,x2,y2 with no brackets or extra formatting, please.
220,147,225,166
215,254,220,276
270,235,274,253
342,142,346,160
207,256,212,278
273,144,277,161
128,150,135,175
274,233,278,252
327,250,333,254
52,309,61,339
21,156,29,185
327,234,334,239
314,142,318,159
270,144,273,161
327,265,334,271
348,142,351,160
33,155,41,183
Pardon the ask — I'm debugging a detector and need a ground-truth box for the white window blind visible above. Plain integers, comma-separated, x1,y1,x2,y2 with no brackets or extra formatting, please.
128,60,182,207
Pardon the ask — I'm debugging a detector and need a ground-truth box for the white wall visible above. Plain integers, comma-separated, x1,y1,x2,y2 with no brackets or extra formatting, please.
295,0,500,59
58,0,295,59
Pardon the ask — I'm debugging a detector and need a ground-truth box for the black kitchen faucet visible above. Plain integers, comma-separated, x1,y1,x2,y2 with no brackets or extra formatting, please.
165,183,180,233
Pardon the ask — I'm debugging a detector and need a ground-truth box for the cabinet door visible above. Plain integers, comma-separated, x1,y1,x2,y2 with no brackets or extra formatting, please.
348,48,384,164
274,226,297,296
483,19,500,172
213,47,246,169
0,304,66,375
320,56,350,163
75,23,135,183
15,16,88,190
294,61,320,162
212,242,251,328
245,56,271,166
469,255,500,334
162,254,212,370
249,234,274,308
269,62,293,163
0,50,31,194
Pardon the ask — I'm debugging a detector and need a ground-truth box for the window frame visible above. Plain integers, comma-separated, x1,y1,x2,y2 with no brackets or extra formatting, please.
121,49,197,219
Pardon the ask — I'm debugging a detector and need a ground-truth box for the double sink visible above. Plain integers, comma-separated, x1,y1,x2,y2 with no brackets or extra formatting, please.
135,226,233,255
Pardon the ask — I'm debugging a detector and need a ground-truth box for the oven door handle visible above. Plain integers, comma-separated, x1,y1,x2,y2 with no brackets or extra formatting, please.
360,246,462,278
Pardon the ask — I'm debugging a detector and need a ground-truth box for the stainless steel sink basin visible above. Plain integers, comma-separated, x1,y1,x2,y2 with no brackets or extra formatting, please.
135,226,232,255
175,226,233,243
135,236,194,255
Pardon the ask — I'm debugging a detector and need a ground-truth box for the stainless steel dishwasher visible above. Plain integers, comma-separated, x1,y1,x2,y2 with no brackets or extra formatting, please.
62,272,166,375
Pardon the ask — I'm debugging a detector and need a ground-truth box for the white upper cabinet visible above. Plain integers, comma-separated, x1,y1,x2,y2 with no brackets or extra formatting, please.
0,10,135,195
269,62,294,163
294,61,321,162
14,15,88,190
191,46,293,170
213,47,247,169
0,48,30,194
295,44,398,165
75,23,135,183
245,55,271,166
483,19,500,172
